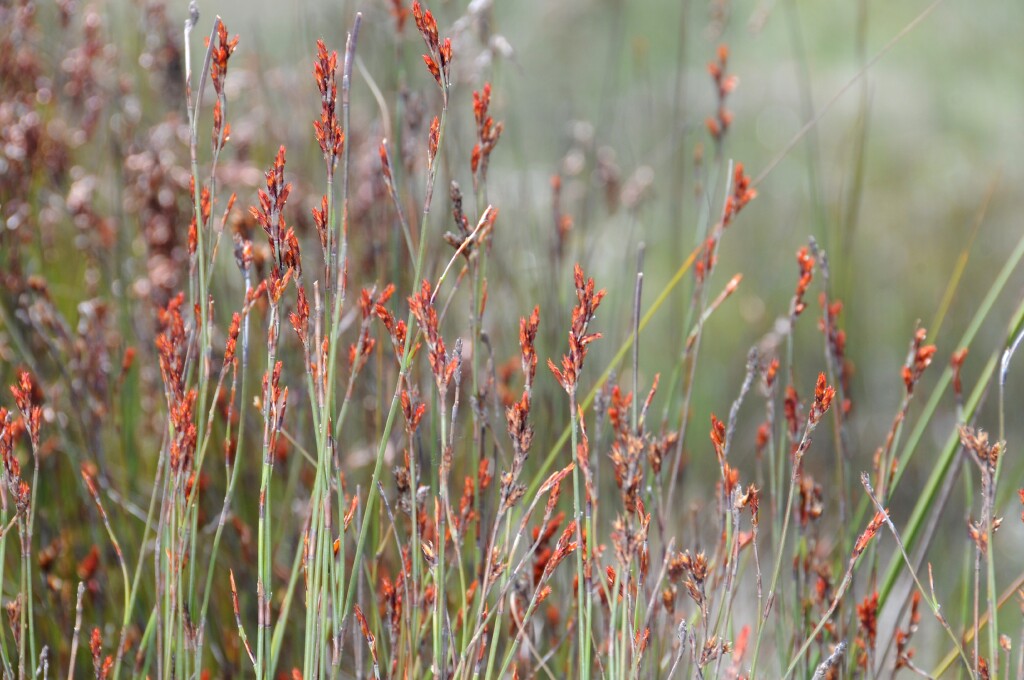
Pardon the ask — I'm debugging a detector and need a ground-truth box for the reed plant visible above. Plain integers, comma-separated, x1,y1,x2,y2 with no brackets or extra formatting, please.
0,1,1022,678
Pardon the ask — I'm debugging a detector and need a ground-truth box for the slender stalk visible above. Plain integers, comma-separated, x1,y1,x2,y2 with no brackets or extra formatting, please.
569,390,589,680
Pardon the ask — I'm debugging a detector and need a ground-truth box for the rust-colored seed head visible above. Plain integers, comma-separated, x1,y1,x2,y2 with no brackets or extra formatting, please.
723,163,757,227
854,510,886,555
950,347,968,396
520,306,540,388
249,146,293,273
412,1,439,50
313,40,344,167
856,591,879,650
809,372,835,425
90,627,103,670
792,246,815,317
706,44,736,143
903,328,937,394
209,21,239,96
548,264,605,394
471,82,503,180
709,413,726,461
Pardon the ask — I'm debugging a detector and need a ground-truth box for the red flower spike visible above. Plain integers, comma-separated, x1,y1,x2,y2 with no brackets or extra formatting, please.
723,162,757,227
710,413,726,461
950,347,968,397
313,39,344,166
428,116,440,165
707,44,737,144
809,373,835,425
792,246,815,317
903,328,937,394
548,264,606,394
249,146,293,272
210,21,239,96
